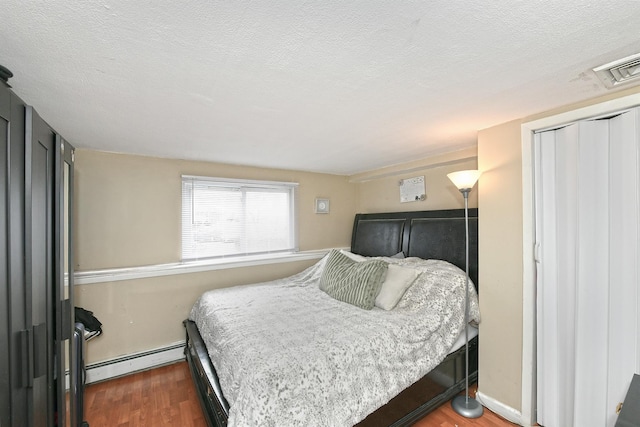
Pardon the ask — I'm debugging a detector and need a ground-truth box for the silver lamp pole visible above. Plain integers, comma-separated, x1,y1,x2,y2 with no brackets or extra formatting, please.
447,170,483,419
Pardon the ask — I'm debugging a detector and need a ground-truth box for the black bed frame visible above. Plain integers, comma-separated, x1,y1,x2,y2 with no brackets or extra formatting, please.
183,208,479,426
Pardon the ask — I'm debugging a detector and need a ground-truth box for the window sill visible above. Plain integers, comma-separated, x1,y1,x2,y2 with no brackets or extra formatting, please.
74,249,336,286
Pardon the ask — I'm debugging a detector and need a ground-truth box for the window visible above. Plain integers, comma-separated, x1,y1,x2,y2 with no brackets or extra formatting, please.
181,175,298,261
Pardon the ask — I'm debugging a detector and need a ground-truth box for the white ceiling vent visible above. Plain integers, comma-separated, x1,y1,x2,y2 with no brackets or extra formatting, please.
593,52,640,89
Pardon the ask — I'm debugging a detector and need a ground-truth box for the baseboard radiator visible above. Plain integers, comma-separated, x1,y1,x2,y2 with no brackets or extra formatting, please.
78,341,185,386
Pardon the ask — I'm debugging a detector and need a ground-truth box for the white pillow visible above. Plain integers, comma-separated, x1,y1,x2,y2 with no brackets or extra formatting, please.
375,264,420,310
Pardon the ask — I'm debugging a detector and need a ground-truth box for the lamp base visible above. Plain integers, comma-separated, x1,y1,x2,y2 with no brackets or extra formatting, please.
451,395,484,418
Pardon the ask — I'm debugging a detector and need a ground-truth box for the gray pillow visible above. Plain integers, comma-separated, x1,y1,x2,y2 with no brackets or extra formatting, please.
320,250,388,310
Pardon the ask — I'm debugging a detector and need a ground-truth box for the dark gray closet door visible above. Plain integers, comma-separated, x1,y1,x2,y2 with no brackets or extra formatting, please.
1,82,29,426
25,106,55,427
0,81,11,427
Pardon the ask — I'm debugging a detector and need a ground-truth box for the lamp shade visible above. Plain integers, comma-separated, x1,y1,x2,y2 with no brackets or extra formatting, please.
447,170,481,191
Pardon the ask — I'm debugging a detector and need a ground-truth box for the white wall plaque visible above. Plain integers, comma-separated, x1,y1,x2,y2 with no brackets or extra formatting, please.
399,176,426,203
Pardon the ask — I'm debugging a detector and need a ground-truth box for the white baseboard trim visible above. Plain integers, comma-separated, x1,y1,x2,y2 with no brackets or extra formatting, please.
476,390,527,426
65,341,186,387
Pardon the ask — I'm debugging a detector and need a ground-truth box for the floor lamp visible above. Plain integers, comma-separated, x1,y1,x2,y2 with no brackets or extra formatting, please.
447,169,484,419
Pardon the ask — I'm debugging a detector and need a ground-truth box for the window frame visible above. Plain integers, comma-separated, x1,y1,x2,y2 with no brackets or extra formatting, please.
181,175,299,262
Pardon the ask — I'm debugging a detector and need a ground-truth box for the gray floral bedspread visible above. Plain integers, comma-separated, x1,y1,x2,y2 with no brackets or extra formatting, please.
189,256,480,427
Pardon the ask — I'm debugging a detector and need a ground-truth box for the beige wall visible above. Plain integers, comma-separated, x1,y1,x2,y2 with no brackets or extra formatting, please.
353,147,478,212
477,120,523,411
477,84,640,417
74,150,357,362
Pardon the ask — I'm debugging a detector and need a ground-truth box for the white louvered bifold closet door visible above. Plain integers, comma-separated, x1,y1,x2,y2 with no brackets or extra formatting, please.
535,107,640,427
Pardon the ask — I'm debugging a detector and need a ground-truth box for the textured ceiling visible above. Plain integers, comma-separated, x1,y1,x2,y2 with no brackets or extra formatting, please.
2,1,640,175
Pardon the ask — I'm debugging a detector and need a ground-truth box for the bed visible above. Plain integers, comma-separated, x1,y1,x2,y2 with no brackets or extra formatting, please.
183,208,479,426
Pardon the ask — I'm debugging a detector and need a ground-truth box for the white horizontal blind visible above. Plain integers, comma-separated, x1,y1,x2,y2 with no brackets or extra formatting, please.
182,176,298,260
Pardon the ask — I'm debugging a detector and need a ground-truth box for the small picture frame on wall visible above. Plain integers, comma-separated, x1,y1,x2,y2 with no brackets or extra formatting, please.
315,198,330,214
399,176,426,203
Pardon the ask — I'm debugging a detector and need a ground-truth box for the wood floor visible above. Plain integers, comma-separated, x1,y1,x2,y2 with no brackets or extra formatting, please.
413,388,519,427
83,361,518,427
84,361,205,427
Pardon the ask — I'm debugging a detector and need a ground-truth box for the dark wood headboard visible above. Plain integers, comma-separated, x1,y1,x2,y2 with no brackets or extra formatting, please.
350,209,478,288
